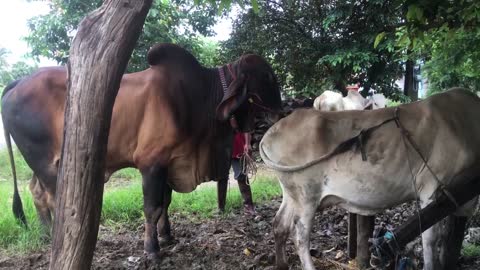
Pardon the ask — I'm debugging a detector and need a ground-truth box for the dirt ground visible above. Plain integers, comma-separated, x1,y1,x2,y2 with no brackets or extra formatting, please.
0,198,479,270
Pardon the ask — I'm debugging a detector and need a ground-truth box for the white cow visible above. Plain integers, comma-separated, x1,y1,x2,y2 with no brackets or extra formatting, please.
313,90,386,112
313,89,386,267
261,88,480,270
370,93,387,109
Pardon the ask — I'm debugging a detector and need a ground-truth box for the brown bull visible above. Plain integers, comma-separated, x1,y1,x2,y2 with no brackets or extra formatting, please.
1,43,281,258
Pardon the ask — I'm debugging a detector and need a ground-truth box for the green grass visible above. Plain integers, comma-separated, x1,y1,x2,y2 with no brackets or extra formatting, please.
0,182,47,253
110,168,141,181
101,174,281,227
169,174,281,218
0,168,281,254
0,147,33,182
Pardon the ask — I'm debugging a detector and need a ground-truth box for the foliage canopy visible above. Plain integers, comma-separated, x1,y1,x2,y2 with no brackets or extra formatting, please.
376,0,480,96
13,0,480,98
25,0,224,72
222,0,406,98
0,48,37,89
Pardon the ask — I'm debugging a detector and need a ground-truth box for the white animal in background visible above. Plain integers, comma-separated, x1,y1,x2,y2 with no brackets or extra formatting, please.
313,90,386,112
370,93,387,108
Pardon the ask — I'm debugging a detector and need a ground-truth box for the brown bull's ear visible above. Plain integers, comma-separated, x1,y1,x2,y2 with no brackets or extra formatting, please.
216,74,247,121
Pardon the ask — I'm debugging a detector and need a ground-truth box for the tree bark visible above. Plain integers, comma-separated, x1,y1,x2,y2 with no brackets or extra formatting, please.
404,59,418,101
49,1,152,269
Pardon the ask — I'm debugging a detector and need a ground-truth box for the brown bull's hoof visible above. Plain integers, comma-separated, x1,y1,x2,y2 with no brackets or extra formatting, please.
144,251,162,264
158,234,175,247
144,238,160,255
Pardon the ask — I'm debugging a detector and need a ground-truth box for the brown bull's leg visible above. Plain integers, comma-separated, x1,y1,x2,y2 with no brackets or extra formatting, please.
356,215,375,269
141,166,168,259
157,185,173,246
29,174,53,230
347,213,357,259
217,178,228,212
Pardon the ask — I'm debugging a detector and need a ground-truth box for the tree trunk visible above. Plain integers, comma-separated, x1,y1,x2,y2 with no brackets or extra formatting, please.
49,1,152,269
404,59,417,101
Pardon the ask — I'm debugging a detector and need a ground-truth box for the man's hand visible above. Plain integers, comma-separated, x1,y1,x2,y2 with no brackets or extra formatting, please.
244,143,251,155
244,132,252,154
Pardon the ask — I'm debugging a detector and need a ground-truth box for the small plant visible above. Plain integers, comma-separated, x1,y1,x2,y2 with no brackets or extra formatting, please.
462,243,480,259
0,182,47,253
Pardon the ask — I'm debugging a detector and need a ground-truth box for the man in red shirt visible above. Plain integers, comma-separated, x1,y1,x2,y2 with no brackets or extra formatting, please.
217,132,255,215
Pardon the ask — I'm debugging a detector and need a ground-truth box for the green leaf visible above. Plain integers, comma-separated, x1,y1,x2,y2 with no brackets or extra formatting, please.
415,6,424,22
251,0,259,13
149,9,159,17
397,33,410,47
374,32,386,48
406,4,419,22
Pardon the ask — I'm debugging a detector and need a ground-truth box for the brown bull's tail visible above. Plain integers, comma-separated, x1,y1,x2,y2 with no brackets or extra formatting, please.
4,128,27,227
2,81,28,227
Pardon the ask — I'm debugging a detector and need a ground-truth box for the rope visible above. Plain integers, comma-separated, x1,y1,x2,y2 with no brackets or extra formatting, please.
397,117,424,238
393,108,460,209
397,257,414,270
240,151,258,185
370,226,400,269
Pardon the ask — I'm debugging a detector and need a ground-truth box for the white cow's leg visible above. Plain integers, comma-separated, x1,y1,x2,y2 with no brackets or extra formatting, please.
420,194,446,270
273,195,294,270
422,219,447,270
422,196,477,270
423,214,469,270
439,197,477,269
293,203,316,270
440,215,468,269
